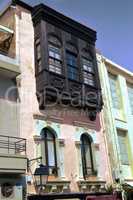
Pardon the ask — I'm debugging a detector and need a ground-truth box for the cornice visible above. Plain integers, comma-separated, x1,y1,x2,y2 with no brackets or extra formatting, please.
32,4,97,43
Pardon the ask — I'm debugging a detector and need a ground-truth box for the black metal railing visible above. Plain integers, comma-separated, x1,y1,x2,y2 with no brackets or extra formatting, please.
0,135,26,155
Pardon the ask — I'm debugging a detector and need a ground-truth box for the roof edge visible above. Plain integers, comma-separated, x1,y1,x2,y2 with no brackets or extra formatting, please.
97,53,133,78
12,0,33,11
32,3,97,42
0,1,12,17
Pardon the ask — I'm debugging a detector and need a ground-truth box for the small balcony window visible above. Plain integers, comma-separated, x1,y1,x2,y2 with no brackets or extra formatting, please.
82,58,95,86
48,44,62,74
66,51,78,81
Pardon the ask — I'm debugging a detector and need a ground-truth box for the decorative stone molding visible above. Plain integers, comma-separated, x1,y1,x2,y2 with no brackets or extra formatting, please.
39,180,70,193
33,135,41,144
33,114,63,123
99,185,107,193
33,113,47,120
90,185,97,192
62,184,69,192
73,121,96,129
51,185,57,192
78,180,106,193
75,141,81,147
58,139,65,146
47,116,63,123
94,143,99,150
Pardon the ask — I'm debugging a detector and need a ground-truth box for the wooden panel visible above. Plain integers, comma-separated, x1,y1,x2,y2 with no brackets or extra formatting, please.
32,5,103,116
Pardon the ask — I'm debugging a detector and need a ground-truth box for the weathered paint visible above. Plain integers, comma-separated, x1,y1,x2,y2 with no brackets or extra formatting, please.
97,53,133,182
0,3,111,194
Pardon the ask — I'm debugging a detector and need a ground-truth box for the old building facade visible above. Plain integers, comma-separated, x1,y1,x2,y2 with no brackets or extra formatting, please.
30,2,111,195
98,54,133,186
0,0,116,199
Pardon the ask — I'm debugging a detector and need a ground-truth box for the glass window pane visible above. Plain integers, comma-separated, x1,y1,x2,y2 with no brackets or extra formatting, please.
66,52,77,67
117,130,129,165
83,58,93,73
47,140,55,166
68,69,78,80
41,140,46,165
56,68,61,74
48,44,62,75
49,57,62,74
109,73,121,109
49,65,56,72
55,53,60,60
84,144,91,168
82,58,95,86
83,72,95,86
49,45,61,60
81,134,93,176
66,51,78,80
49,50,55,58
127,84,133,115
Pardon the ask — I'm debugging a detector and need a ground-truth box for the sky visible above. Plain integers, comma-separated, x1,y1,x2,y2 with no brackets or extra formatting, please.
1,0,133,72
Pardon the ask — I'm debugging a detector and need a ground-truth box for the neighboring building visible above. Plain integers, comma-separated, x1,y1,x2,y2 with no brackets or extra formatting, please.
0,0,112,199
0,3,27,200
97,53,133,185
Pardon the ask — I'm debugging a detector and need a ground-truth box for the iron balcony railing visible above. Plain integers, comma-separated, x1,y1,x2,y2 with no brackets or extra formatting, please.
0,135,26,155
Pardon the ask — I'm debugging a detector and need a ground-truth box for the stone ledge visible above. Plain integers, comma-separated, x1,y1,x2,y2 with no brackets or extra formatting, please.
38,180,70,193
78,180,106,193
33,113,63,123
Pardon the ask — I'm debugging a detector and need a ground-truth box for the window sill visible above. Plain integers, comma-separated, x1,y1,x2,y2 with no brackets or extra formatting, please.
84,170,98,178
121,163,130,166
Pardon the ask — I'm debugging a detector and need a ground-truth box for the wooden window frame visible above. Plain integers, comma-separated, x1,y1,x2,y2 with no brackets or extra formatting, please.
66,50,79,81
48,44,62,74
82,57,95,86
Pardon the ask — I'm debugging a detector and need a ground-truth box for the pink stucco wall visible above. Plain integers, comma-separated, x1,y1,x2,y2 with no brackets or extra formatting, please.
15,5,112,193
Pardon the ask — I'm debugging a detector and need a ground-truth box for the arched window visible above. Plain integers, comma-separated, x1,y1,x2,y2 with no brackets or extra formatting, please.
41,127,57,175
81,134,94,178
48,34,62,74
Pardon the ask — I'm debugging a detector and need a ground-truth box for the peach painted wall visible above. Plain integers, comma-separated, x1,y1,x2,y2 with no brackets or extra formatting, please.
14,5,112,193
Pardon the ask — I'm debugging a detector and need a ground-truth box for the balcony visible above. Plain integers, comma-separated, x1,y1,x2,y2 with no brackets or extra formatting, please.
0,135,27,174
0,24,20,78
